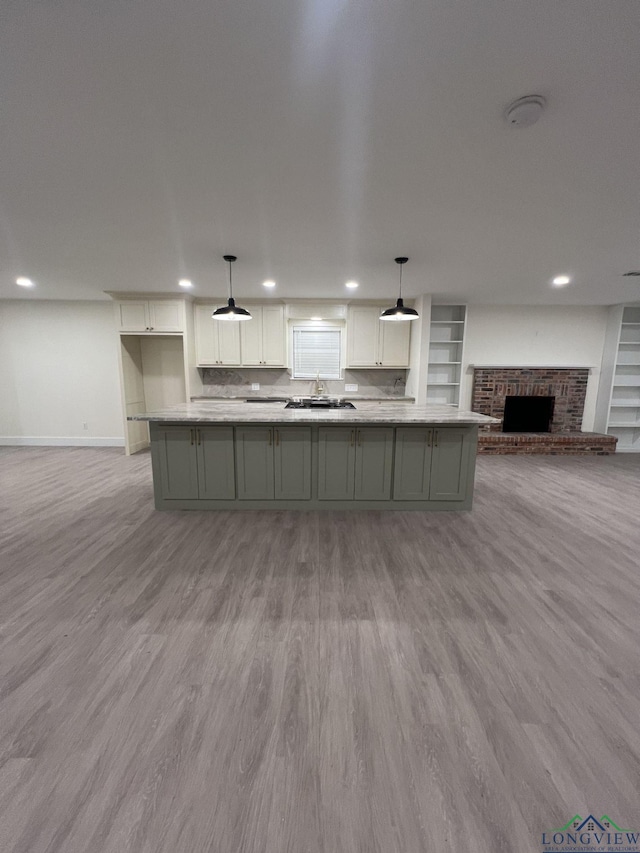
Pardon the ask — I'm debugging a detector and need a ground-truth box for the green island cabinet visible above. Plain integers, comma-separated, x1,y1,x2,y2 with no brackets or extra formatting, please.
149,423,478,510
155,425,236,500
317,427,394,500
235,426,312,500
393,427,471,501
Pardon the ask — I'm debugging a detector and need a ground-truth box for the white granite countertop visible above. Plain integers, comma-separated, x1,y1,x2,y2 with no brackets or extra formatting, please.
129,401,499,425
190,395,416,402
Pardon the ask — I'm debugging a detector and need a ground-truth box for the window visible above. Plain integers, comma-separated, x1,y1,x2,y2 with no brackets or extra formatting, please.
292,327,342,379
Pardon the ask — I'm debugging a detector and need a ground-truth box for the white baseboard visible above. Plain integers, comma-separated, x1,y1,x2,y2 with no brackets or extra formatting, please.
0,436,125,447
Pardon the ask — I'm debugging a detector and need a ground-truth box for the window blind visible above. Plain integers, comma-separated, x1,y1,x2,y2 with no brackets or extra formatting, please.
292,328,342,379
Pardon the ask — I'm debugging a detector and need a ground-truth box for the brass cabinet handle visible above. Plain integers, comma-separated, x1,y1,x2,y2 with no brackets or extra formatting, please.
357,430,362,447
434,430,438,447
190,428,194,446
275,429,279,447
268,429,272,446
350,430,354,446
197,429,201,446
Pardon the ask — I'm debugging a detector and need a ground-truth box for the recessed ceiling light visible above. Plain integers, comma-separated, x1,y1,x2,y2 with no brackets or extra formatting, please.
345,281,359,289
310,316,323,321
552,275,571,287
16,277,34,287
178,279,193,288
504,95,546,128
263,280,276,288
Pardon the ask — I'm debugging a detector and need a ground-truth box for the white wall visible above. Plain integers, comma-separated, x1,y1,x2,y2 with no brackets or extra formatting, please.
0,301,124,445
460,305,610,431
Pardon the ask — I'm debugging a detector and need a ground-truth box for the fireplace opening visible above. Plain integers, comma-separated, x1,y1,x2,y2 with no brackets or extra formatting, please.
502,395,555,432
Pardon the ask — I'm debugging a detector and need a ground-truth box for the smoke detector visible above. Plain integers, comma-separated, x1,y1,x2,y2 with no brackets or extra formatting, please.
504,95,546,128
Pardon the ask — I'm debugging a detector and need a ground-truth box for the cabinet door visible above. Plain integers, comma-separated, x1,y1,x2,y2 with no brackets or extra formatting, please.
240,306,263,366
261,305,285,366
148,300,184,332
379,321,411,367
346,307,380,366
197,427,236,499
117,301,149,332
157,427,199,499
195,305,220,365
393,428,433,499
317,428,356,500
354,428,394,500
195,305,242,366
217,317,242,365
235,427,275,499
274,427,311,500
429,428,471,501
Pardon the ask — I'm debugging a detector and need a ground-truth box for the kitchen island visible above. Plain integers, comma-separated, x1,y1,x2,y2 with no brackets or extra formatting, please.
129,402,498,511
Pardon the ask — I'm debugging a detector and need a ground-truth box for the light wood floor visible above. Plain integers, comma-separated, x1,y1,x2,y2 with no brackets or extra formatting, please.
1,447,639,853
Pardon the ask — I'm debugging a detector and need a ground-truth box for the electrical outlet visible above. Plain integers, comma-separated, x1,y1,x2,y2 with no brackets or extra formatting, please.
251,383,260,391
345,384,358,392
82,422,88,430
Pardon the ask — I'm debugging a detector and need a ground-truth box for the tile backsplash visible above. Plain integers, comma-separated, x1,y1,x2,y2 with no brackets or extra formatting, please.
200,368,407,398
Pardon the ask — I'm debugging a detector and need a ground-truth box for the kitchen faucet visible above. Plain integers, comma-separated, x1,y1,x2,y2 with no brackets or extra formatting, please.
314,372,326,396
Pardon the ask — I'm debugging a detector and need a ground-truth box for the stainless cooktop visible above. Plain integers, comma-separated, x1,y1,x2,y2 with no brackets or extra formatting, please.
285,398,356,409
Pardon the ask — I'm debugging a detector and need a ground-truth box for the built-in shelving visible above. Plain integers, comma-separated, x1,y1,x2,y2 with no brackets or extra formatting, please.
606,306,640,451
427,305,466,406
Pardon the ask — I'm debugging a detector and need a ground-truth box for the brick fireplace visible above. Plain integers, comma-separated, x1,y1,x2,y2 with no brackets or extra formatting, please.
471,367,617,455
472,367,589,432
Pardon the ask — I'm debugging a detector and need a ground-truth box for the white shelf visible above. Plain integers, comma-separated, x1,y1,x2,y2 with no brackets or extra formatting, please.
427,305,466,407
431,305,466,323
605,306,640,444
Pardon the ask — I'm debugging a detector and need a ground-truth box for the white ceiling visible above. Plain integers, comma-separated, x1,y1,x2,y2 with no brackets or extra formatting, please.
1,0,639,305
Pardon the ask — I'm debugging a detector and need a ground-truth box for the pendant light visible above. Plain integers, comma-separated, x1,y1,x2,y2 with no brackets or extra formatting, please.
380,257,419,321
212,255,252,321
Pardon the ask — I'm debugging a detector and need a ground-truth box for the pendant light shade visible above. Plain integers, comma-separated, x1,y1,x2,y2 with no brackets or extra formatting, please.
212,255,252,321
380,257,419,321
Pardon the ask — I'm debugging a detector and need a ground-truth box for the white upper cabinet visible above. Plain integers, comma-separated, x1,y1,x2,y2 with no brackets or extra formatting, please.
379,320,411,366
347,306,411,367
347,307,380,366
116,299,184,332
195,304,242,366
240,305,285,366
148,301,184,331
117,301,149,332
